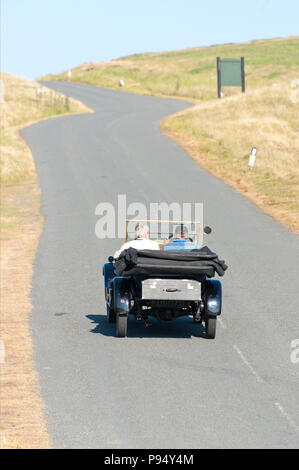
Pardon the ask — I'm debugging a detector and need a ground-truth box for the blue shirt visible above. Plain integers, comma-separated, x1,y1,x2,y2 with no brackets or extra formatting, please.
163,240,200,251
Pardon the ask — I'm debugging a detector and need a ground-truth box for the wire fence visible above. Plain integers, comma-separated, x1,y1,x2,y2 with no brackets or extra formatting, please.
35,87,71,111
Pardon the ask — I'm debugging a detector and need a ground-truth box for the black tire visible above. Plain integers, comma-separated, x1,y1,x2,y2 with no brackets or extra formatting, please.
116,314,127,338
205,316,217,339
107,304,116,323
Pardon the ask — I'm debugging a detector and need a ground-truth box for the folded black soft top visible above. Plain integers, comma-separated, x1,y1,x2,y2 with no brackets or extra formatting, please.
114,247,228,278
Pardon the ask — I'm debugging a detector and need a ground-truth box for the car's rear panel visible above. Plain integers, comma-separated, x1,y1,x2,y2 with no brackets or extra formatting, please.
141,278,201,301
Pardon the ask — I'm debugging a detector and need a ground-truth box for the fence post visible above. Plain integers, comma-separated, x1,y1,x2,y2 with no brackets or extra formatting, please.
241,57,245,93
217,57,221,99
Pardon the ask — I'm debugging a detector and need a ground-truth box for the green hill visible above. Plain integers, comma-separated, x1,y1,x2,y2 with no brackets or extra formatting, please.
42,36,299,101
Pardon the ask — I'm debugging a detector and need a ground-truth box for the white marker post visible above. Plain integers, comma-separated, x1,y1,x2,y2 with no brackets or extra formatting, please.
68,70,72,80
37,87,43,101
248,147,257,168
0,80,5,103
119,79,125,87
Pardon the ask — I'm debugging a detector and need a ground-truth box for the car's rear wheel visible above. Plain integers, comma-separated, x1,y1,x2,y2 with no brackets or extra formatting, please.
205,316,217,339
116,314,127,337
107,304,116,323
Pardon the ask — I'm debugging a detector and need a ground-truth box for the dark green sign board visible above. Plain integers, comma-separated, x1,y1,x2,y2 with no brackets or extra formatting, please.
217,57,245,98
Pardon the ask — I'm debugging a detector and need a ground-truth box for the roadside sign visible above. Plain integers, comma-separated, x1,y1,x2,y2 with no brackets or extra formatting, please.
217,57,245,98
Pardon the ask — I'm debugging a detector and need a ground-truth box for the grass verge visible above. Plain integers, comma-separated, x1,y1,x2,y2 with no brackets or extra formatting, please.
0,73,91,448
161,79,299,233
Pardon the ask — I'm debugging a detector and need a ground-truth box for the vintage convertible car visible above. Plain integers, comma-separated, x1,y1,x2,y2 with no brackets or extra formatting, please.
103,220,228,339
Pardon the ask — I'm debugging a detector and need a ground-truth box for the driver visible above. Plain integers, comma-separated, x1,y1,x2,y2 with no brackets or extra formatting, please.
114,224,160,259
163,225,197,251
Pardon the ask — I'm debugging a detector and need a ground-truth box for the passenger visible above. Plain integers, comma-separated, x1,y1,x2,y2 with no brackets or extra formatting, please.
114,224,160,259
163,225,197,251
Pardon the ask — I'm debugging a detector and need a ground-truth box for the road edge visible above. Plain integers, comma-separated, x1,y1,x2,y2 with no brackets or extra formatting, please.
0,92,92,449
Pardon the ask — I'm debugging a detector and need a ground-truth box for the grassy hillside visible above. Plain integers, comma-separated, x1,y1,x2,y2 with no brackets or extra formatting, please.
41,37,299,232
0,73,89,183
42,36,299,101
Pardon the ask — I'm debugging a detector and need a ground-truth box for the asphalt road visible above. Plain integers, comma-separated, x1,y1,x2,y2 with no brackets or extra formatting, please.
22,82,299,449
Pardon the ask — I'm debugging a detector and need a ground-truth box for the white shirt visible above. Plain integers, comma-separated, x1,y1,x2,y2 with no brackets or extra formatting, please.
114,238,160,259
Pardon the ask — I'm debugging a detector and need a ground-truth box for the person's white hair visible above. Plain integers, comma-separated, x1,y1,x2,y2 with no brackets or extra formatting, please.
135,223,149,239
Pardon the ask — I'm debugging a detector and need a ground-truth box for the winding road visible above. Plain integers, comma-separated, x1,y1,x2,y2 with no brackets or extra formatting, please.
22,82,299,449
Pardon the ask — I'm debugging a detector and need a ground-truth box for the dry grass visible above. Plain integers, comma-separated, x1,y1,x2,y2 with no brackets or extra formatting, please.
0,73,90,183
0,183,50,449
161,78,299,233
0,73,90,448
